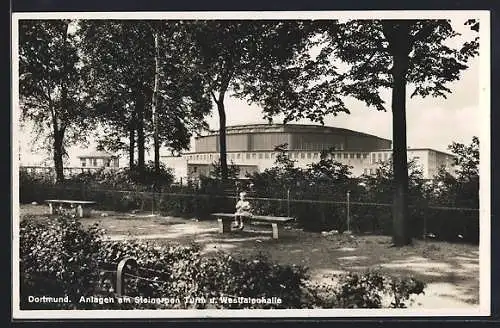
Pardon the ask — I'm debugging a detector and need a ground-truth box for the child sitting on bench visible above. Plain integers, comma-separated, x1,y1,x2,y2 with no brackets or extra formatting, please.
234,191,252,230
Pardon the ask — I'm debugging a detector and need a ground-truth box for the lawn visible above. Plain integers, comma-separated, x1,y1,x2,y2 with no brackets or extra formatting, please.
19,204,481,309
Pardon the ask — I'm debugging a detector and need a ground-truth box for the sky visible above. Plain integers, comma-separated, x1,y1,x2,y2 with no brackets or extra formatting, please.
16,17,485,167
202,56,481,151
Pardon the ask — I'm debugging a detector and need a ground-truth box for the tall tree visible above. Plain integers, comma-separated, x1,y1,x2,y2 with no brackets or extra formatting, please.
79,20,211,172
149,21,212,174
430,137,479,209
448,136,480,208
78,20,155,170
19,19,92,182
254,19,479,246
338,20,478,246
183,20,318,180
449,136,480,182
151,26,160,173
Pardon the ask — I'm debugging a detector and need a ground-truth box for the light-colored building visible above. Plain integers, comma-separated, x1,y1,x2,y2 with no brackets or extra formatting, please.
161,124,456,180
364,148,456,178
77,150,120,169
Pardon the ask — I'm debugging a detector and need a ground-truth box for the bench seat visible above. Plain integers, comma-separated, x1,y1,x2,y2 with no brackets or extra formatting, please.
45,199,97,218
211,213,294,239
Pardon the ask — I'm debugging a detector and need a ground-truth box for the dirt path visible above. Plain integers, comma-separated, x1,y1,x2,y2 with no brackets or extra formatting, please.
20,205,481,309
101,220,480,309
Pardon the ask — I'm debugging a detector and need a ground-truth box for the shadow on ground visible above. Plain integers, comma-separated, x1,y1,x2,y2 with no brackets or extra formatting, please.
101,217,480,308
20,205,481,309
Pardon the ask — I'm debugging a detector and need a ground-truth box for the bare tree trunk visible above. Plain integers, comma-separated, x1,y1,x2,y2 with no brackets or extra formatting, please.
53,129,65,183
216,100,228,180
136,91,146,171
391,56,411,246
386,21,412,246
53,20,70,184
152,32,160,176
129,127,135,168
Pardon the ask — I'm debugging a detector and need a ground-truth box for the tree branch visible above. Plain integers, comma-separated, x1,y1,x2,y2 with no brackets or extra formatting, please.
210,91,218,104
409,21,439,47
381,20,413,55
352,49,378,78
218,69,234,104
381,21,396,43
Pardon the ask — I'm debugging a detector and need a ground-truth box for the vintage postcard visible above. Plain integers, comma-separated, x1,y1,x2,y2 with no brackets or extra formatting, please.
11,10,491,319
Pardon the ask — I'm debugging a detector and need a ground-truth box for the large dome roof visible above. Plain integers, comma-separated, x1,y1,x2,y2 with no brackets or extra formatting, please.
198,123,390,142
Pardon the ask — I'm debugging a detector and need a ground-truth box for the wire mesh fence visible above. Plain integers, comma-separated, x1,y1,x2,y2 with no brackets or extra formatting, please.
19,182,480,244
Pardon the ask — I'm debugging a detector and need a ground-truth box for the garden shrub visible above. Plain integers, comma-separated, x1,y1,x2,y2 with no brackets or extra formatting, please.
157,193,234,220
94,240,203,309
245,153,478,242
19,216,426,310
95,244,309,309
387,276,426,308
195,252,309,309
20,176,479,244
67,162,175,191
20,137,479,244
19,170,55,203
19,216,310,309
20,216,104,309
86,189,144,212
307,270,426,309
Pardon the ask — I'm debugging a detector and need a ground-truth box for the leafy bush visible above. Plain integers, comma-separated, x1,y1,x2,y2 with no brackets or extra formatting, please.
95,240,203,309
307,270,426,309
20,216,104,309
67,162,175,191
195,252,309,309
19,216,309,309
19,216,426,310
244,145,478,242
19,170,55,203
387,276,426,308
247,146,358,232
156,193,234,220
95,244,309,309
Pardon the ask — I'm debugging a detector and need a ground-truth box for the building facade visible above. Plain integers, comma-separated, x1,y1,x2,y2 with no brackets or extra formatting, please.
161,124,456,180
78,150,120,169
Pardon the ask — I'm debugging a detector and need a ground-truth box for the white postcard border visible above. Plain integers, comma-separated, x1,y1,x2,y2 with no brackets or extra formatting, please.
11,10,492,319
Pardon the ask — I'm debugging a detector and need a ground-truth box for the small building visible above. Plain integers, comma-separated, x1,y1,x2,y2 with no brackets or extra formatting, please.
77,150,119,168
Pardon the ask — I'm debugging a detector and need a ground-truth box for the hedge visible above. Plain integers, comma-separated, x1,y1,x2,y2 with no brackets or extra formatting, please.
20,181,479,244
19,167,479,244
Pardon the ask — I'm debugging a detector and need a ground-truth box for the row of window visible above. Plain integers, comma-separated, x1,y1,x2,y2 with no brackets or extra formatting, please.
81,158,117,167
81,159,99,167
364,168,377,175
190,165,382,177
293,143,345,151
186,152,375,162
188,151,432,165
371,152,392,164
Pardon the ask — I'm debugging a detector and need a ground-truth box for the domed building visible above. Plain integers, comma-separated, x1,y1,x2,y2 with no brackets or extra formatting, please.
161,123,456,180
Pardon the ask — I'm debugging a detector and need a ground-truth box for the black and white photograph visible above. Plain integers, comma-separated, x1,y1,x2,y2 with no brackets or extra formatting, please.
12,10,490,319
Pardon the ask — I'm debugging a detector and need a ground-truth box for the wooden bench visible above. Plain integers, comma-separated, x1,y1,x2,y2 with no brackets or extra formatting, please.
211,213,294,240
45,199,97,218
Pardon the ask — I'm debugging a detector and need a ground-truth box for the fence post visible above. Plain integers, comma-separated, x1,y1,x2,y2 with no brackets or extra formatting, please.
151,184,155,216
423,207,428,242
81,183,85,200
116,257,138,297
346,190,351,233
287,188,291,217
